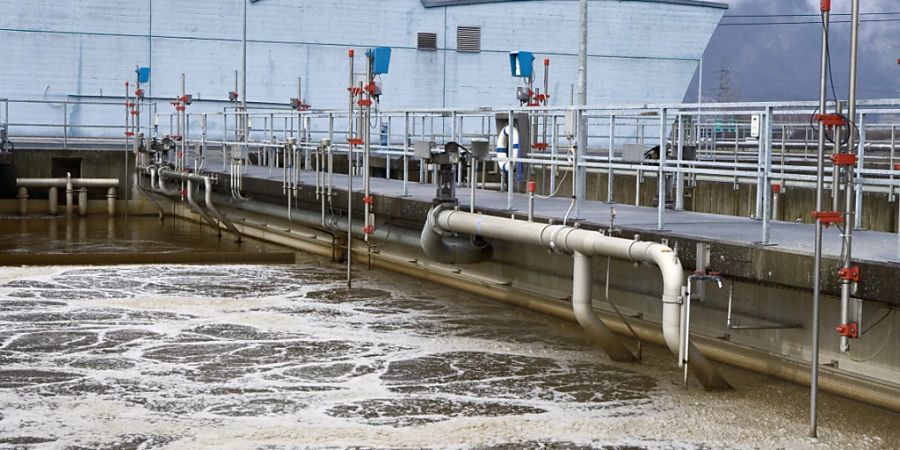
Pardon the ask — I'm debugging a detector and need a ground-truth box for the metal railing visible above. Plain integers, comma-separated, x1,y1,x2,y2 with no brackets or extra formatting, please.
4,96,900,241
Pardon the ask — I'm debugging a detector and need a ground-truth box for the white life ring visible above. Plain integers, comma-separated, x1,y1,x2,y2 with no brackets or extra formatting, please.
496,125,520,173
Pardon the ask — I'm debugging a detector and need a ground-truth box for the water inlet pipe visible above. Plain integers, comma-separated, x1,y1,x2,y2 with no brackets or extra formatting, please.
423,207,732,390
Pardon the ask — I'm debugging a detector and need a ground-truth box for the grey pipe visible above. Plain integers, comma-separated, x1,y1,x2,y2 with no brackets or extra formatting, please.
16,178,120,189
65,173,74,218
213,193,423,249
202,177,241,242
77,188,88,217
428,208,731,390
186,179,221,233
48,186,58,216
420,206,493,265
574,251,637,361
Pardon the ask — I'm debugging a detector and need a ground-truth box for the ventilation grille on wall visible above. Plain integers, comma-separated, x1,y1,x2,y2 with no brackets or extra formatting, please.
456,26,481,53
417,32,438,51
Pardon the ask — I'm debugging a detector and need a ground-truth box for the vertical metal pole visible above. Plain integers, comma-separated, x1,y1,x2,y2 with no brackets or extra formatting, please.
574,0,588,218
347,49,355,288
241,0,248,112
507,109,515,210
853,114,865,230
403,111,410,197
656,108,667,230
761,107,773,244
63,102,68,150
551,114,558,195
755,113,765,220
675,114,685,210
810,3,831,439
607,115,615,203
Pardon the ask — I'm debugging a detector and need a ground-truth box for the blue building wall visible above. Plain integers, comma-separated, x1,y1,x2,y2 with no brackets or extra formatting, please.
0,0,725,137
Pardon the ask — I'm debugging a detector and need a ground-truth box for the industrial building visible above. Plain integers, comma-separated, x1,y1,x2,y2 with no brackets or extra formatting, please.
1,0,899,448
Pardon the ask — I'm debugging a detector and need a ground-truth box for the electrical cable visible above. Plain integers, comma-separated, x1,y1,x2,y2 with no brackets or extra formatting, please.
849,309,894,363
604,255,643,361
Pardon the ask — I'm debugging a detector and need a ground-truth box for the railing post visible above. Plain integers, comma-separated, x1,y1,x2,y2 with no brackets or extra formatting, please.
761,107,774,245
62,102,69,149
607,114,615,203
507,109,515,211
675,114,685,210
656,107,667,231
403,111,409,197
854,113,866,230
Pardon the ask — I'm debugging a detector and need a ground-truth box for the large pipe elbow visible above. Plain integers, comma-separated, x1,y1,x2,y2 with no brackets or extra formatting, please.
421,207,493,265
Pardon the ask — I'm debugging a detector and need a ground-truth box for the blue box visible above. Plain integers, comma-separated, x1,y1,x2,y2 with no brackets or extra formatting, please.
509,51,534,78
367,47,392,75
135,67,151,84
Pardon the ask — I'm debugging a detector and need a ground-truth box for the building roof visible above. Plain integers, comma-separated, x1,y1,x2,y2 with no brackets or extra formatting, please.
421,0,728,10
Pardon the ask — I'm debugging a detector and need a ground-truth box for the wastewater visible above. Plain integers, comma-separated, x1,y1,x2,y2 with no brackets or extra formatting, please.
0,217,898,449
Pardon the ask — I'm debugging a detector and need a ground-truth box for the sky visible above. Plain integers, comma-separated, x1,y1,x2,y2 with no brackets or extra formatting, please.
684,0,900,102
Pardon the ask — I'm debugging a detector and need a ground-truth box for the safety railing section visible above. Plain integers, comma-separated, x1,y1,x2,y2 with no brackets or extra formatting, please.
4,96,900,239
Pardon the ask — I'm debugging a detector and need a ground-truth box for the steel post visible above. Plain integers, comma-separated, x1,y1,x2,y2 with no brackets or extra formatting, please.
656,108,667,230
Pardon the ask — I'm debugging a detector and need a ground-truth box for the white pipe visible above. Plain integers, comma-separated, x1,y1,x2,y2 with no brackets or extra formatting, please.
429,207,731,390
16,178,120,188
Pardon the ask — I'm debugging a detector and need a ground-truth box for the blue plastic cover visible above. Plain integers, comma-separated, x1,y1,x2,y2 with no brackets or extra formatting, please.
135,67,151,84
367,47,392,75
509,51,534,78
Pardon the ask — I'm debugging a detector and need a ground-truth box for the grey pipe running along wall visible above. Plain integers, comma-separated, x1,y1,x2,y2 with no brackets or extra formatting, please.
424,205,732,391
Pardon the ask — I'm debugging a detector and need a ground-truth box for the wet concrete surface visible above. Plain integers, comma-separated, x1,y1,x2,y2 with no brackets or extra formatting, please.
0,255,898,448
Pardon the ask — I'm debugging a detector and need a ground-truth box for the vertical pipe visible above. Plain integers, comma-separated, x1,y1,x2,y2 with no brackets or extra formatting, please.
761,108,773,244
676,115,685,210
241,0,248,112
507,109,515,210
854,115,865,230
657,108,667,231
107,187,117,217
347,49,355,288
403,112,410,197
77,188,88,217
66,174,74,218
574,0,588,218
608,115,615,203
63,102,68,149
48,186,58,216
551,114,558,194
832,103,844,212
809,3,831,438
16,187,28,216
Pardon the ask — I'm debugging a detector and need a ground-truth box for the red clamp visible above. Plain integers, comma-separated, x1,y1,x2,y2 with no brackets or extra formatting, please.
126,102,135,108
357,98,373,107
527,181,536,193
894,163,900,171
772,184,782,194
348,138,364,146
348,86,364,96
526,102,540,107
363,225,375,235
821,0,831,12
534,93,548,103
838,266,860,283
815,113,846,127
533,142,549,150
124,131,135,137
130,110,139,116
362,195,375,205
836,322,858,338
134,89,144,98
811,211,843,227
831,153,858,166
365,82,378,94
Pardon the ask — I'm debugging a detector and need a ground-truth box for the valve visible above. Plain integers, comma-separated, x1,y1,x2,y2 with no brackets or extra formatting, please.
838,266,861,283
229,91,239,102
835,322,858,338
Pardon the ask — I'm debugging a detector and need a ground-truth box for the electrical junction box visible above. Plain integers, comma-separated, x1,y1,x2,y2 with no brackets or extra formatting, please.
751,115,761,138
564,109,578,138
135,67,150,84
367,47,392,75
414,140,435,160
622,144,646,163
509,51,535,78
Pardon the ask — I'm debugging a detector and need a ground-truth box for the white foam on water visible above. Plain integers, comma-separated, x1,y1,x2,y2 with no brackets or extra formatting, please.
0,264,897,449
